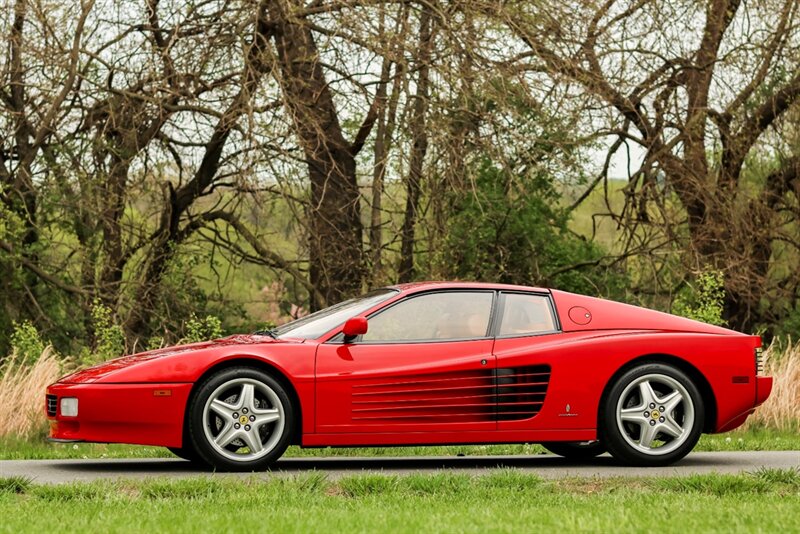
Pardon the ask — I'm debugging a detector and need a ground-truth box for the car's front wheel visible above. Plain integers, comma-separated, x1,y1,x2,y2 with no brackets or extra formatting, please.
188,367,294,471
600,363,704,467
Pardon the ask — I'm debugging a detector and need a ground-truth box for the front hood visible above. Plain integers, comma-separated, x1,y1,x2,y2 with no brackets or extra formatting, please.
58,334,283,384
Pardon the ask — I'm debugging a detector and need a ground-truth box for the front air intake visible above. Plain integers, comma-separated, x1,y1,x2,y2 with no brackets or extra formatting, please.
46,394,57,417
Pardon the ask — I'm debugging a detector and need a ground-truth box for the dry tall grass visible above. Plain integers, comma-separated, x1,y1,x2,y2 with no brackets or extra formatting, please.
744,341,800,431
0,347,62,438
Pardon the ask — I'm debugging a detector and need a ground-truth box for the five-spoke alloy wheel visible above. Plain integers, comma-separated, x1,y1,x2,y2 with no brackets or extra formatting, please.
601,363,704,466
188,367,294,471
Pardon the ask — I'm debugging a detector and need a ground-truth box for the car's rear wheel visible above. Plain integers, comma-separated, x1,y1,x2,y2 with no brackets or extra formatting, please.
188,367,294,472
600,363,704,467
541,441,606,461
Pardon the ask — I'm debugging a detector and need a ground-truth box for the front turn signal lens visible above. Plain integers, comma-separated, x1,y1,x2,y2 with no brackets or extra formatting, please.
60,397,79,417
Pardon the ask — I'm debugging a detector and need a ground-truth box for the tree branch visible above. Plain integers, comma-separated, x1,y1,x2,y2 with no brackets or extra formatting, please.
0,240,88,295
184,210,326,306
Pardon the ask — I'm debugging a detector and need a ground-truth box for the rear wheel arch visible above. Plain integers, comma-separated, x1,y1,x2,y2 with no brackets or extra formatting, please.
597,354,717,436
183,357,304,447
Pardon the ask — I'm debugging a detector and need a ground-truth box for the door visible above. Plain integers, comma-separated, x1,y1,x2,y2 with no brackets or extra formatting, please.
315,291,498,434
490,291,562,431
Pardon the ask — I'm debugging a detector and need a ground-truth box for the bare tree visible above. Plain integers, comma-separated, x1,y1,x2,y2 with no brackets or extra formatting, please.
479,0,800,329
398,4,433,283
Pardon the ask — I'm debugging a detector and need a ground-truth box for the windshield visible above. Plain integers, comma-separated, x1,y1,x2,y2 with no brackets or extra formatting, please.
273,289,398,340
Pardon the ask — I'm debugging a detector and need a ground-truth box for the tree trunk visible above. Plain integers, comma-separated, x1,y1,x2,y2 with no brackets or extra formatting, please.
270,0,364,308
126,1,275,338
398,7,433,283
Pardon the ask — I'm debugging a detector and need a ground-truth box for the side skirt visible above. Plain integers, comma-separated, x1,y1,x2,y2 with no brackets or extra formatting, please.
301,428,596,447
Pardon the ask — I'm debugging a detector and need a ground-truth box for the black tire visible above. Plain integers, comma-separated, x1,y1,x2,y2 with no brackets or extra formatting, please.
167,446,205,464
188,367,295,472
541,441,606,461
600,362,704,467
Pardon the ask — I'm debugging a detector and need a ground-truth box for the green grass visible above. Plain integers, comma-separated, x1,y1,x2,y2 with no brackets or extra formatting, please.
2,428,798,461
0,471,798,533
0,435,168,460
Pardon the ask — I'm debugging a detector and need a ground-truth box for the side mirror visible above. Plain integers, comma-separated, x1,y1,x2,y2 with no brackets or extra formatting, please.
342,316,368,341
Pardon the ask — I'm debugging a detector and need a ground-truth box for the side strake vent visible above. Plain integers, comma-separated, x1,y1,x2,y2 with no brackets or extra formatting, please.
351,365,551,423
495,366,551,421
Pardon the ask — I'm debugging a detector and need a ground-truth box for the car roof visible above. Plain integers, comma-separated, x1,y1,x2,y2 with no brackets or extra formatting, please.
387,281,551,294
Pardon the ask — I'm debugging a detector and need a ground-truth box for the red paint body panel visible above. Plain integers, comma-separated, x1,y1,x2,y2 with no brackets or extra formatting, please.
46,383,192,447
315,340,497,433
756,376,773,407
45,282,771,451
302,429,596,447
491,330,759,432
56,336,317,436
551,290,738,335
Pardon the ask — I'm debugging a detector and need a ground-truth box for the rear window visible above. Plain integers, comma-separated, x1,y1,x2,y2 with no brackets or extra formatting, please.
498,293,556,336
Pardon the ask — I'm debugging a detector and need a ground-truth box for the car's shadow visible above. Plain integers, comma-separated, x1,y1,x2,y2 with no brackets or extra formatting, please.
53,454,716,474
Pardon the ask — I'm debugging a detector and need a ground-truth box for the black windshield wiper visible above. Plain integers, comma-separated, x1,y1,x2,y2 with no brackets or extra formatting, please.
252,329,278,339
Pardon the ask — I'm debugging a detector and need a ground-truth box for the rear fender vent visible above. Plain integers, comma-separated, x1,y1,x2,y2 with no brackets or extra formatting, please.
755,347,764,375
495,365,551,421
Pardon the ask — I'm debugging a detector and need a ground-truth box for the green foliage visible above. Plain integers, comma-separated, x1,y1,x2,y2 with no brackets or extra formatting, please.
145,336,166,351
437,158,625,297
88,300,125,362
143,246,231,344
9,321,46,364
182,314,223,344
775,302,800,340
672,270,727,326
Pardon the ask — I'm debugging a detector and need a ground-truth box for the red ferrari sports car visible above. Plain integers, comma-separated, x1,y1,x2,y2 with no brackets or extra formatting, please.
46,282,772,470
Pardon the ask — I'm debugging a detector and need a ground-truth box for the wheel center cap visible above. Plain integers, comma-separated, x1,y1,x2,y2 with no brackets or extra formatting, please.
239,415,249,425
651,410,660,419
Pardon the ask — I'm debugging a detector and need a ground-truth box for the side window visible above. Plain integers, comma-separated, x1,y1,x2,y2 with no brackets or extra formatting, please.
361,292,494,342
498,293,556,336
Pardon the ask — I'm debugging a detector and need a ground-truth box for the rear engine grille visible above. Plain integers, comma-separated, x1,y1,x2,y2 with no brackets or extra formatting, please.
351,365,551,423
46,394,57,417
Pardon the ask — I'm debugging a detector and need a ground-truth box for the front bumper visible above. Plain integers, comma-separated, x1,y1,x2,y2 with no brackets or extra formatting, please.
46,382,193,448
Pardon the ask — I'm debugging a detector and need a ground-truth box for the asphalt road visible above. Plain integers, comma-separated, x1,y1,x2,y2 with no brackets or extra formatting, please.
1,451,798,484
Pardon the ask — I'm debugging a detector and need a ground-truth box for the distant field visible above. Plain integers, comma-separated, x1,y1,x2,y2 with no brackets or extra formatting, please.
1,470,799,533
1,428,797,461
